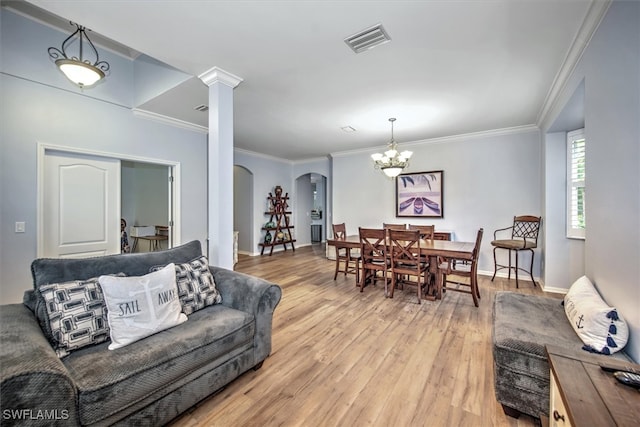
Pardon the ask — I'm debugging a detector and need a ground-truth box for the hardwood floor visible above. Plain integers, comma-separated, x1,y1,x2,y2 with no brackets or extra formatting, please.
170,244,547,427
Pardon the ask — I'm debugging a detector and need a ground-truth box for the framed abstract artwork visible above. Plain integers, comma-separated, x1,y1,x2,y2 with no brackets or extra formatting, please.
396,170,444,218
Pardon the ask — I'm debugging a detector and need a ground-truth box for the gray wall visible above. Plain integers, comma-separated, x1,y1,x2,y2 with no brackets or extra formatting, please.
0,10,208,303
541,0,640,361
233,165,253,253
234,151,331,255
332,128,542,278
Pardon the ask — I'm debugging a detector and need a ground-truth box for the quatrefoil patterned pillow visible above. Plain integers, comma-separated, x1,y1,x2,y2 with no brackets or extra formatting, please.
150,255,221,315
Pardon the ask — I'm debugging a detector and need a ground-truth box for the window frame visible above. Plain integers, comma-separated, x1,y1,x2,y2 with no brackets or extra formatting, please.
566,128,585,239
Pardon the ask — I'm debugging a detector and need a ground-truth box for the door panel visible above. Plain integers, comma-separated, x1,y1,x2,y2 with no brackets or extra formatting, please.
43,151,120,258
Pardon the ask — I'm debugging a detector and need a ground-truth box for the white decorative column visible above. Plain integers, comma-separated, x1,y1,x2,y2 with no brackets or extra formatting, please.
198,67,243,268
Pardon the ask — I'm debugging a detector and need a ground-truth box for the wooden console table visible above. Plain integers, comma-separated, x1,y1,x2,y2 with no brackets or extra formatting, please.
546,345,640,427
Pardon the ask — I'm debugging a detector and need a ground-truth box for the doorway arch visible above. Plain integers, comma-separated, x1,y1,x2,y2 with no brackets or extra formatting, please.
295,172,327,246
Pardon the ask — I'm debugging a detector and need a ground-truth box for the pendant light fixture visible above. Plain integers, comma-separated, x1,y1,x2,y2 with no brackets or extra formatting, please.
371,118,413,178
48,22,110,88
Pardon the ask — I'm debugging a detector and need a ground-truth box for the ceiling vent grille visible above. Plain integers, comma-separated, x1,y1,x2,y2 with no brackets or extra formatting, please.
193,104,209,112
344,23,391,53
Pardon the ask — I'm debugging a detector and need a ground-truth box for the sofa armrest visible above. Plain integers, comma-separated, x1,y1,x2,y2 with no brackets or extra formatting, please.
0,304,78,426
210,267,282,364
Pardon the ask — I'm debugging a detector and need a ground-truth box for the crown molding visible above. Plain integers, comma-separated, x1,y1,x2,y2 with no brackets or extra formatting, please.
198,66,243,88
330,124,539,158
234,147,293,164
132,108,208,133
536,0,612,127
292,155,332,165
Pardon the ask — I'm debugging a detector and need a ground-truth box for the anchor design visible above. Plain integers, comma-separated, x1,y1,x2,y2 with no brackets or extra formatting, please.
576,314,585,329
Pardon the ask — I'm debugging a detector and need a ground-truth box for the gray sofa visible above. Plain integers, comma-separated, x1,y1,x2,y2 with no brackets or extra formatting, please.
0,240,282,426
492,291,628,419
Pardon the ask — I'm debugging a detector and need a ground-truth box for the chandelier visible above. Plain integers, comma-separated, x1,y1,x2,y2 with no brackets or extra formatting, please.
371,118,413,178
48,23,110,88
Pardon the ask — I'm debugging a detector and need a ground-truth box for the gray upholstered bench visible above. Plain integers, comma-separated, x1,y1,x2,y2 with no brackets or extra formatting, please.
491,291,630,419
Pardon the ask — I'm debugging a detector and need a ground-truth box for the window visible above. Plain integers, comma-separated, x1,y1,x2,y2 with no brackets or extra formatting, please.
567,129,585,239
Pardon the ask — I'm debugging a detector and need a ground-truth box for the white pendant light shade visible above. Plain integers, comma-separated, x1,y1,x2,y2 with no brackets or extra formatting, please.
382,167,403,178
57,59,105,87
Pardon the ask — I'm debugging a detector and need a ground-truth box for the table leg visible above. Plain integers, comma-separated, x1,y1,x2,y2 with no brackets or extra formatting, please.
422,255,438,301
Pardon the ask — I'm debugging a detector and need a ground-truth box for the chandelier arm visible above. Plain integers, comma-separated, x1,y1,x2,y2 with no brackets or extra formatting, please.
47,46,65,60
81,27,105,68
59,23,83,60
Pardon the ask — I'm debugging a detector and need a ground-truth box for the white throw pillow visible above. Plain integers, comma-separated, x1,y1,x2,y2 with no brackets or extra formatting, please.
564,275,629,354
99,264,187,350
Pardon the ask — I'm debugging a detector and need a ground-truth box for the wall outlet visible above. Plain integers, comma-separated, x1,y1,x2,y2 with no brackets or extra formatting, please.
15,222,25,233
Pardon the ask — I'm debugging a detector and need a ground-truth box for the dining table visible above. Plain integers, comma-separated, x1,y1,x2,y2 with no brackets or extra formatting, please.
326,234,476,300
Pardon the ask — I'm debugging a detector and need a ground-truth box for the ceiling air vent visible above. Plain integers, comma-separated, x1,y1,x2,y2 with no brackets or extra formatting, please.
344,23,391,53
193,104,209,112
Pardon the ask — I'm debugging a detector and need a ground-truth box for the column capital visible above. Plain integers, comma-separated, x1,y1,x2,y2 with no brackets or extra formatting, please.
198,66,243,88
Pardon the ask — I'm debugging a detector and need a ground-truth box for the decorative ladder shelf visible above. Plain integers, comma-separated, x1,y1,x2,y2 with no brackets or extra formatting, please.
259,186,296,256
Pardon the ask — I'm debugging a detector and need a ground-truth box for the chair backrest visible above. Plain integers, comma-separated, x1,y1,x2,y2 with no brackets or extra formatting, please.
359,227,387,266
512,216,541,243
472,228,484,261
388,229,422,270
408,224,435,242
470,228,484,277
383,223,407,230
332,223,347,239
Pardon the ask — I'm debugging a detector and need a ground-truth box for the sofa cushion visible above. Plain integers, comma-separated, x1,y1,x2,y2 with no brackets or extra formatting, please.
564,275,629,354
99,264,187,350
31,240,203,288
150,255,222,315
62,304,255,425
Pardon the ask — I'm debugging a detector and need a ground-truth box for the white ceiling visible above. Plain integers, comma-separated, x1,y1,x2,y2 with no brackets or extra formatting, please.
21,0,595,160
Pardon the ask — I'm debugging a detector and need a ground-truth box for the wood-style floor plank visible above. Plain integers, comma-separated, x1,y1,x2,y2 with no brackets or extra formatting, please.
170,244,547,427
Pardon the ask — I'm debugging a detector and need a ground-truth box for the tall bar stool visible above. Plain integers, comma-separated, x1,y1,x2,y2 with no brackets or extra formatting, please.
491,216,541,287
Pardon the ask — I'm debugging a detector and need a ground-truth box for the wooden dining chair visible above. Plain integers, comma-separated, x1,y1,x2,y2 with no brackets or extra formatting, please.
383,223,407,230
438,228,484,307
358,227,390,295
332,223,360,284
388,229,429,304
408,224,435,242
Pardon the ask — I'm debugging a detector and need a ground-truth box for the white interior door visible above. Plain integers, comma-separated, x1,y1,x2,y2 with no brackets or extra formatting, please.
42,150,120,258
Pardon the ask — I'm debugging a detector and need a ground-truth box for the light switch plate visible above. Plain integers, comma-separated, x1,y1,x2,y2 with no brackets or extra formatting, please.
15,222,25,233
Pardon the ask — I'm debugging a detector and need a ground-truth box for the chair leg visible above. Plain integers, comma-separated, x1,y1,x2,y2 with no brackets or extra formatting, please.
514,249,519,288
388,271,396,298
528,249,537,286
491,247,498,281
343,254,349,277
470,275,479,307
333,253,340,280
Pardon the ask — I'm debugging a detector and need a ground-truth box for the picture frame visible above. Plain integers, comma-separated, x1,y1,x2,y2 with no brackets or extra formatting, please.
396,170,444,218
